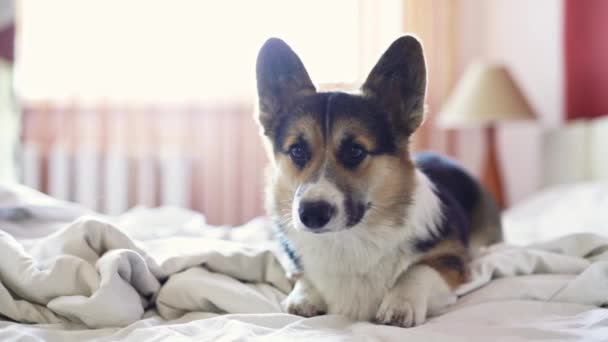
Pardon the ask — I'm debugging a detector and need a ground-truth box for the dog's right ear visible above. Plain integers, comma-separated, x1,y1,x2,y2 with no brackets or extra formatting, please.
256,38,316,136
361,35,427,138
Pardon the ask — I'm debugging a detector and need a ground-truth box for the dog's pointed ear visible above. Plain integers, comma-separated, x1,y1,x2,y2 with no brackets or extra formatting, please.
362,35,427,136
256,38,316,136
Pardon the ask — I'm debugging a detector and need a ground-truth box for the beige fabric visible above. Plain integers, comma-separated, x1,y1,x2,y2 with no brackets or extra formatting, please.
0,216,290,328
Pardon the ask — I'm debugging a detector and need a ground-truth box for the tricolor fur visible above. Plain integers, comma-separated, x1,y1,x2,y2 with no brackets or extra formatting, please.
255,35,502,327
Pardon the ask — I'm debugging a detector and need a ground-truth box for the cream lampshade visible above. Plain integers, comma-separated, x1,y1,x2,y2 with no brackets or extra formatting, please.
438,63,535,127
438,63,536,209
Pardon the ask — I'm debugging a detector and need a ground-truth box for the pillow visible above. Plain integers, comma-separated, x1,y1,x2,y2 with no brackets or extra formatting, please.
590,116,608,180
502,182,608,245
0,182,89,221
541,121,589,187
541,117,608,188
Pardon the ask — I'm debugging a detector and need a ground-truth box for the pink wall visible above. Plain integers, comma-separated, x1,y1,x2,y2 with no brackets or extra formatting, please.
565,0,608,120
456,0,564,205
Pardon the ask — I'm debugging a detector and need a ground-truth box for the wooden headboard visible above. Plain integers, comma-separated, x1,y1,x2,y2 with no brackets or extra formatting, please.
541,117,608,188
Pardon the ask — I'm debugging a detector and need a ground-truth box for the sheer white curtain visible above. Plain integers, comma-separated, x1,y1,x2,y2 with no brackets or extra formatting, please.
0,0,16,183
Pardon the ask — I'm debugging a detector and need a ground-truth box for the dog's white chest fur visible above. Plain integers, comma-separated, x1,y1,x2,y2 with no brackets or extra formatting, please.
302,243,413,320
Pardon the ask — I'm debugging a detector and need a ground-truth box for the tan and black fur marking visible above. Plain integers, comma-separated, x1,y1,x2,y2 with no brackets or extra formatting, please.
418,239,471,289
415,188,502,290
263,92,419,235
255,35,502,327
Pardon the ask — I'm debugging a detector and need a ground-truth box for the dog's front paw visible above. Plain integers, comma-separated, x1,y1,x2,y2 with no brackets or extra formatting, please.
282,291,327,317
375,295,426,328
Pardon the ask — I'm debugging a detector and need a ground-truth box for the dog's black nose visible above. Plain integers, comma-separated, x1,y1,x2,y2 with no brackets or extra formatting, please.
299,201,334,229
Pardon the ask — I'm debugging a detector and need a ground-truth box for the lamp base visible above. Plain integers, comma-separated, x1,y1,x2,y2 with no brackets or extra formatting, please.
482,125,506,209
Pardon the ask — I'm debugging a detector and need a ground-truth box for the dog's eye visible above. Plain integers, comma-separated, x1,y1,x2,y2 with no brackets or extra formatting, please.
350,145,365,160
340,143,367,169
288,143,310,168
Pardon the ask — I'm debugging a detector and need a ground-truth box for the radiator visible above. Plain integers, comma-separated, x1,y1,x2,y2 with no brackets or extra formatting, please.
20,101,268,225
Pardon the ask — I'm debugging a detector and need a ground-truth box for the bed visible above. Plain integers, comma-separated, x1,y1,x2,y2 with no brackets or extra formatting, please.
1,119,608,341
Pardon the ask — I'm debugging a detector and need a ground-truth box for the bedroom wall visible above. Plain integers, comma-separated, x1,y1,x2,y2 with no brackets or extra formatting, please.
456,0,564,205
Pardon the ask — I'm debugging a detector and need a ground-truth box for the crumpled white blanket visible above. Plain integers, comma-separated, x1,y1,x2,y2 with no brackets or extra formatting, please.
0,215,291,328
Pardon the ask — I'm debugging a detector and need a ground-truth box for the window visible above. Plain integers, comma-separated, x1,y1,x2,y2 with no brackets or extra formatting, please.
16,0,403,103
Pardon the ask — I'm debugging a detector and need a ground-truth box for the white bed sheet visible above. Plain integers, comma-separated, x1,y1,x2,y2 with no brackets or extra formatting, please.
1,183,607,341
503,181,608,245
2,303,607,342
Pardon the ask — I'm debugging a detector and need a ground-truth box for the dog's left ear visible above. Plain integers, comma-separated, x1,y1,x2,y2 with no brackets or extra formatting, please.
362,35,427,136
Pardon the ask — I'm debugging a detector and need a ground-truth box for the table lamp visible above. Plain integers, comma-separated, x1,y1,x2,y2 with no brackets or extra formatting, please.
438,63,536,209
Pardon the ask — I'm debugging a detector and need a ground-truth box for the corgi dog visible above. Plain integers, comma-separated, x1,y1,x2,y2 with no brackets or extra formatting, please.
255,35,502,327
